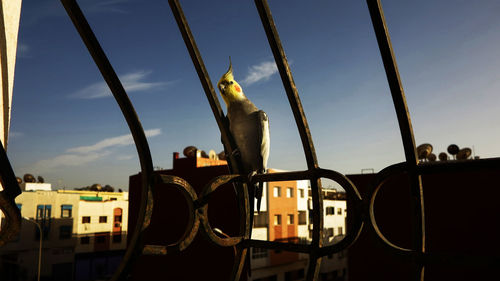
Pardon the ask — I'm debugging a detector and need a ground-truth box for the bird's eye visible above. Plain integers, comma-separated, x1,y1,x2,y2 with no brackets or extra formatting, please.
230,81,234,85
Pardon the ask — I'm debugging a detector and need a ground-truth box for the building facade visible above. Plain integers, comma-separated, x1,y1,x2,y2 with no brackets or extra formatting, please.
0,183,128,281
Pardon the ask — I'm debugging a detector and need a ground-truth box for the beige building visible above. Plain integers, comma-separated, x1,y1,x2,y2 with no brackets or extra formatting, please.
249,175,348,281
0,183,128,281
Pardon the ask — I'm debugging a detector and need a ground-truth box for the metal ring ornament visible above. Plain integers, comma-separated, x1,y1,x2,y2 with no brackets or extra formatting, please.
316,168,364,256
143,175,200,255
199,174,247,247
144,174,248,254
368,162,416,257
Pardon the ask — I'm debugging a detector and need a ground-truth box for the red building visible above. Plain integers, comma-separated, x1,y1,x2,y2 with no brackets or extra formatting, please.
127,152,244,280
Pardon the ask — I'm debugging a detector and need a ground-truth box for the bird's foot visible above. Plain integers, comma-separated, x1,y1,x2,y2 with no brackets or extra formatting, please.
248,170,257,185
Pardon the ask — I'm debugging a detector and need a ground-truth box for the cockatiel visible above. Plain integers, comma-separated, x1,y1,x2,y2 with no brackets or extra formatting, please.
217,59,270,215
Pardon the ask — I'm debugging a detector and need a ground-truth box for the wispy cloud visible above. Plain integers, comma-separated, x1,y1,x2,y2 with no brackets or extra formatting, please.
69,71,171,99
33,151,112,171
241,61,278,86
117,154,134,161
67,129,161,154
31,128,161,172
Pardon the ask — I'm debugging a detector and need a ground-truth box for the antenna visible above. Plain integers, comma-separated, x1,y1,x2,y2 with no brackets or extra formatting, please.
438,152,448,161
200,150,209,158
218,151,227,160
447,144,459,160
427,153,436,162
456,147,472,160
209,150,217,160
417,143,433,161
23,173,36,183
183,146,198,158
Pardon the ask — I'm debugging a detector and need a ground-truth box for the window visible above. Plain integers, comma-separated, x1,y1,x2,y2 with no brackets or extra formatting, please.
59,225,72,239
273,186,281,197
95,235,106,244
287,214,294,224
80,237,90,244
286,187,294,198
274,214,282,225
252,248,268,259
326,206,335,215
253,212,268,228
338,227,343,235
113,234,122,243
99,216,107,223
36,205,44,220
299,189,304,198
326,228,334,237
61,205,72,218
298,211,307,225
35,205,51,240
82,216,91,224
337,207,342,215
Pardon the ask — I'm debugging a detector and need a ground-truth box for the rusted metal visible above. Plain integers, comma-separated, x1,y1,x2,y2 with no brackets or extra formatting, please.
142,174,200,255
167,1,250,279
0,139,21,247
38,1,500,280
60,1,155,280
366,0,425,279
253,1,324,280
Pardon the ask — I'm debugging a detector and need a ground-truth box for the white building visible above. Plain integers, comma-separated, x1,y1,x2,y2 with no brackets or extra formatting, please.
0,186,128,281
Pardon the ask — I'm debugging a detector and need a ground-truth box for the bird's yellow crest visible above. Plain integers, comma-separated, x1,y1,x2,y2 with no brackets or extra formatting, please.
218,58,245,105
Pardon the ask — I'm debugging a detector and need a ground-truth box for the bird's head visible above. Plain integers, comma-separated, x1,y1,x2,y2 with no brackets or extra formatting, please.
217,58,245,105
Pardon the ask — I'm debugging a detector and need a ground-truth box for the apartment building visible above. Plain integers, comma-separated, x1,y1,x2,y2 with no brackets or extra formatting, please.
250,172,348,281
0,183,128,281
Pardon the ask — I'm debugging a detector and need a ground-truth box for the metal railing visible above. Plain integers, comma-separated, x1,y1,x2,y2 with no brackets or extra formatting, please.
1,0,499,281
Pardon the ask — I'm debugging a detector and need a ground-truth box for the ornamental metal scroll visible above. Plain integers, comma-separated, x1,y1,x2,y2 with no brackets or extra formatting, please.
0,1,497,281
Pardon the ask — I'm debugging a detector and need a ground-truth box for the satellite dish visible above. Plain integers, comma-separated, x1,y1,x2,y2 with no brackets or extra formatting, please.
200,150,209,158
209,150,217,160
427,153,437,162
438,152,448,161
447,144,459,156
37,176,45,183
23,173,36,183
218,151,226,160
456,147,472,160
417,143,433,160
90,184,102,191
183,146,197,158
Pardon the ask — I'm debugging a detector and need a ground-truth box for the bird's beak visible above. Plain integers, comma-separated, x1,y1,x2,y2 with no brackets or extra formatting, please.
219,84,226,93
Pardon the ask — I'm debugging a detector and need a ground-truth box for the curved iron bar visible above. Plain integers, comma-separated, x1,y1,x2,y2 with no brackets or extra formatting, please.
0,140,21,247
167,1,250,279
60,1,155,280
248,168,364,256
254,1,324,279
199,175,247,247
369,161,500,268
368,162,415,256
142,174,200,255
366,0,425,279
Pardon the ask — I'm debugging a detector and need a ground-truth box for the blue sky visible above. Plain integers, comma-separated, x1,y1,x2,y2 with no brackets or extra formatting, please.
8,0,500,190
